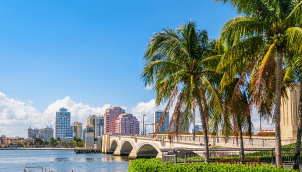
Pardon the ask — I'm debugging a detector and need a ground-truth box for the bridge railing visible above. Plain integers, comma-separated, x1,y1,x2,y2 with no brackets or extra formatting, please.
161,148,302,164
135,134,280,147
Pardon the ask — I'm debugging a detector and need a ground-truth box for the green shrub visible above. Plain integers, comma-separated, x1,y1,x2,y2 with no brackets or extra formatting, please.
128,158,297,172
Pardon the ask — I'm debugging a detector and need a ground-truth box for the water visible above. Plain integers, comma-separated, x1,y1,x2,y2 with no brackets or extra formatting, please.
0,150,130,172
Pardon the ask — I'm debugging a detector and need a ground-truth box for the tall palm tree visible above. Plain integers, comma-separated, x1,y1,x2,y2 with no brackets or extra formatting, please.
142,21,223,163
210,42,253,160
215,0,302,167
230,87,252,159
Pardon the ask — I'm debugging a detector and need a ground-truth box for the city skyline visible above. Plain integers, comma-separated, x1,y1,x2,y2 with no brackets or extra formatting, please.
0,95,275,138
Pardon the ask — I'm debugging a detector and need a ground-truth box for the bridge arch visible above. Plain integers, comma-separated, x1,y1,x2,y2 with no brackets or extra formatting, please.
120,140,134,156
136,142,160,158
110,139,119,153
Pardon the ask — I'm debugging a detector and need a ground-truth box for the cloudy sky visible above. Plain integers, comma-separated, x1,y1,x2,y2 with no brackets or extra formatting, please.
0,0,273,137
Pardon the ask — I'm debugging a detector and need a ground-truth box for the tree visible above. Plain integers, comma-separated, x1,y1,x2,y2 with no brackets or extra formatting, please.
215,0,302,167
43,141,49,146
17,142,23,148
210,41,254,160
73,137,81,143
34,137,43,146
142,21,223,163
61,140,66,147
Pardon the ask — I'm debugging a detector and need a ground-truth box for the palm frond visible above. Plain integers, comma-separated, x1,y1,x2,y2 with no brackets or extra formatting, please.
286,27,302,55
215,0,272,20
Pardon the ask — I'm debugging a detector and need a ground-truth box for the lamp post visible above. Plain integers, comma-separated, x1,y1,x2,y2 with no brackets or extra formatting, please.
143,114,146,135
145,123,154,135
193,112,195,141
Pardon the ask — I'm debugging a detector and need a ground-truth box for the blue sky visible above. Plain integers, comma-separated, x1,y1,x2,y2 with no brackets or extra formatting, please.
0,1,272,137
0,0,238,110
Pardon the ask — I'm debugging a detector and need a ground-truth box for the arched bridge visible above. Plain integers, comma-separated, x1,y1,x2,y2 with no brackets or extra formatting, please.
102,135,204,158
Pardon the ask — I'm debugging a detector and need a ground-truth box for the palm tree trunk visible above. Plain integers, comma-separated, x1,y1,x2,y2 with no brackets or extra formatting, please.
239,130,245,160
274,50,283,168
197,98,209,163
293,83,302,170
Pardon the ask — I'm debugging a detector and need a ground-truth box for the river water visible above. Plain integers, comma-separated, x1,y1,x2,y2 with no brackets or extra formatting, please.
0,150,130,172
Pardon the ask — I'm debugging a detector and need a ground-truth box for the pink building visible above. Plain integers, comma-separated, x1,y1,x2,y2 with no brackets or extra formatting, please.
104,107,125,135
115,113,140,135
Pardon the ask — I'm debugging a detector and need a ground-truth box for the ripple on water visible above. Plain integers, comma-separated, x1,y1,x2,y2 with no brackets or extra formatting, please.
0,150,130,172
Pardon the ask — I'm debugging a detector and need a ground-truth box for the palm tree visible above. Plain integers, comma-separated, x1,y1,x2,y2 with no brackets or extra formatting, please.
142,21,223,163
211,49,253,160
215,0,302,167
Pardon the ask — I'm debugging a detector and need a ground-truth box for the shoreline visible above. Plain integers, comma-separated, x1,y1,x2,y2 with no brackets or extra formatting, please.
0,148,76,150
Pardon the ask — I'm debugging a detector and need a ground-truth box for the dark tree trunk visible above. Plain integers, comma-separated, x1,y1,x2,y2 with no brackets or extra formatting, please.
293,83,302,170
239,130,245,160
274,50,283,168
197,99,209,163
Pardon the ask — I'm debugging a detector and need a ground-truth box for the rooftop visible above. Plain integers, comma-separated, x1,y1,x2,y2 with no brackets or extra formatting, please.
59,107,67,111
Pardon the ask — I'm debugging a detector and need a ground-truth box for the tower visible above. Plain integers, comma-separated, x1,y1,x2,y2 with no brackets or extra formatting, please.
87,115,104,138
154,111,169,133
71,121,82,138
104,107,125,135
55,107,72,139
281,84,300,139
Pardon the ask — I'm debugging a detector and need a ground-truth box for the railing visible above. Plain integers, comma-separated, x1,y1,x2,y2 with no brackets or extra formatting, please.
24,166,53,172
135,134,279,147
161,148,302,164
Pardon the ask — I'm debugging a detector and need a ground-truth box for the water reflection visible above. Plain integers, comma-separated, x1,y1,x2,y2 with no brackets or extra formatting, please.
55,158,70,161
53,156,129,162
101,156,129,162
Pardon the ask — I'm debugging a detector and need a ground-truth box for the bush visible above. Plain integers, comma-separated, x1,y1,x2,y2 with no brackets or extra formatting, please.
128,158,297,172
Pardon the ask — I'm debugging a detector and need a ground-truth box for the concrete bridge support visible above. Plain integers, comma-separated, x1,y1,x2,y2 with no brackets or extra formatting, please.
102,135,111,154
129,145,137,159
113,145,121,156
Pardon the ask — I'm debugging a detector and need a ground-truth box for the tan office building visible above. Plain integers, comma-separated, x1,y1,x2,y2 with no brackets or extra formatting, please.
72,121,82,139
281,84,300,138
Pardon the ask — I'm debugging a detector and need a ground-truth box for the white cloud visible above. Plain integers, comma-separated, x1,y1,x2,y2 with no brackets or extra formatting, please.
0,93,111,138
131,99,173,133
0,92,275,138
43,96,110,129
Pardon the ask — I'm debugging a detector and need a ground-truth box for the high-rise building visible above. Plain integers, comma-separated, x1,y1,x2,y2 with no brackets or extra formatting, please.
82,128,86,140
87,115,104,138
104,107,125,135
71,121,82,139
154,111,169,133
38,126,53,142
55,107,72,139
28,126,39,138
115,113,140,135
96,116,104,137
